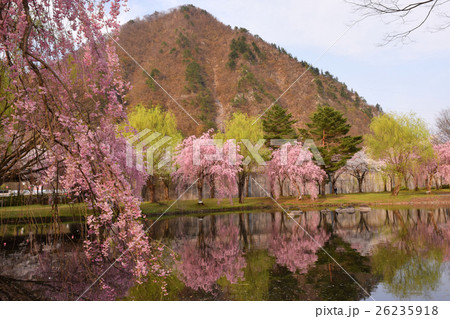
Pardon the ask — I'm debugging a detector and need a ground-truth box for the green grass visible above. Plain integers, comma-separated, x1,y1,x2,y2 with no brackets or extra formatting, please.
140,197,269,215
0,203,86,219
279,189,450,209
1,189,449,221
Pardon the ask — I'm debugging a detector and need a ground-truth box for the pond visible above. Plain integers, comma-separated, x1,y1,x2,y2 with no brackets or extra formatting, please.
1,207,450,301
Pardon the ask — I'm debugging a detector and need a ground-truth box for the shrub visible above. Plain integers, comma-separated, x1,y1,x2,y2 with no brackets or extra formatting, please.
185,61,205,92
176,32,190,48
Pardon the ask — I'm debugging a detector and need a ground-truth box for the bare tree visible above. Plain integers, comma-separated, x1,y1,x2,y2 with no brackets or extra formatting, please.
348,0,450,43
435,107,450,143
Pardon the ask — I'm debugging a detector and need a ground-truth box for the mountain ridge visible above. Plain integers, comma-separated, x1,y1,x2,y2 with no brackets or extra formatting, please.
118,4,381,136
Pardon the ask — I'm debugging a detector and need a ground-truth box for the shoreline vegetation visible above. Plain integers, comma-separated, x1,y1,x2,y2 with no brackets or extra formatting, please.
1,189,449,222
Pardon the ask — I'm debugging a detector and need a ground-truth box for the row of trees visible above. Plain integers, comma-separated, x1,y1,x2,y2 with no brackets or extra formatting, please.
131,102,450,203
364,113,450,195
129,105,327,204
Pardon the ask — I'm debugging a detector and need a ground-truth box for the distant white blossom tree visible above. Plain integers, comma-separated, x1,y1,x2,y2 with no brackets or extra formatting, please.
340,149,384,193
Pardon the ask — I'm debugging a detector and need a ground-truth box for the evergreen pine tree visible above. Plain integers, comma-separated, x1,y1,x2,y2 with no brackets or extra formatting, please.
302,105,362,195
262,103,298,146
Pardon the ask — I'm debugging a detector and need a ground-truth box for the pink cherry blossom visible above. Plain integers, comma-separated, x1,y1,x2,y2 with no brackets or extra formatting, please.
267,142,326,200
0,0,168,293
172,130,243,203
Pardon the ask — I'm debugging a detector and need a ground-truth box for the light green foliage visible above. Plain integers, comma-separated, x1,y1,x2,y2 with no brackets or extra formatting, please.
125,273,185,301
219,112,269,167
124,104,182,174
127,104,181,142
218,112,270,202
365,113,432,195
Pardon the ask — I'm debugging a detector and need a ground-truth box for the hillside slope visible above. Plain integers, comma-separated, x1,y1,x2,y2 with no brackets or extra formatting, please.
118,5,381,136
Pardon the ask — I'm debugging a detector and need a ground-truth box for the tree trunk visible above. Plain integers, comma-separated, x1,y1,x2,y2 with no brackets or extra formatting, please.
357,178,363,193
239,214,248,249
294,181,302,200
392,175,401,196
146,176,156,203
404,174,410,190
414,175,419,191
163,183,169,200
357,172,367,193
426,174,433,193
330,174,337,194
197,178,204,204
210,215,216,237
278,178,284,197
388,174,394,193
321,177,326,197
209,184,215,199
238,172,246,204
245,175,249,198
209,176,215,199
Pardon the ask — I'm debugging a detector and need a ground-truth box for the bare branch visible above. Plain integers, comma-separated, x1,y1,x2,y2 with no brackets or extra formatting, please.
347,0,450,43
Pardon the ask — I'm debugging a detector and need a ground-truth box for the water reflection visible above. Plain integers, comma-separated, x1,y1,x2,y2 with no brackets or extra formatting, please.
268,213,329,274
1,207,450,300
176,216,246,293
371,209,450,299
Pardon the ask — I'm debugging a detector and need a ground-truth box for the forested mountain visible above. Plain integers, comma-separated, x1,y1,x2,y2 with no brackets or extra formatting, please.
118,5,381,135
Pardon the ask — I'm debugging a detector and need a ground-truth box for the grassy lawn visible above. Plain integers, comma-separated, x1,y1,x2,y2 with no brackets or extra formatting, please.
1,189,449,220
0,203,87,219
277,188,450,210
140,197,271,215
140,189,450,214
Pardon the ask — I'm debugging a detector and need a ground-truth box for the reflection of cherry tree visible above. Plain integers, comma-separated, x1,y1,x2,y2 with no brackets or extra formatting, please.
176,217,246,293
269,213,329,273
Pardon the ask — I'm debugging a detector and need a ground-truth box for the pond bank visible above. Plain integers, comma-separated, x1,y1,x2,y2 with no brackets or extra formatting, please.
141,189,450,217
1,189,449,221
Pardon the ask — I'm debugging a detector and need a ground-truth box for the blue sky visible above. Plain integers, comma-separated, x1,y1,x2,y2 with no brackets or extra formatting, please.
119,0,450,130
